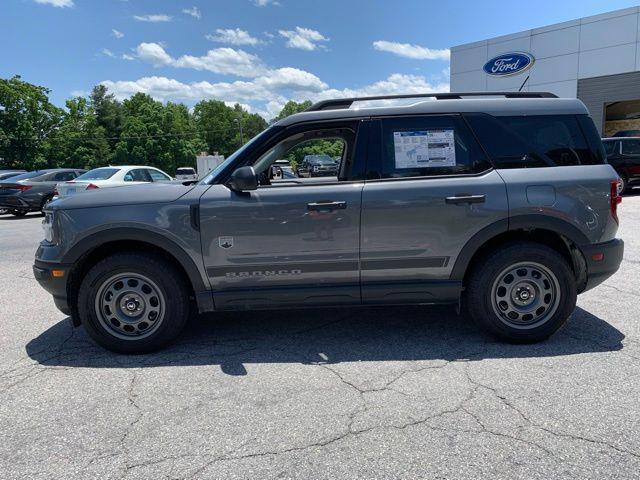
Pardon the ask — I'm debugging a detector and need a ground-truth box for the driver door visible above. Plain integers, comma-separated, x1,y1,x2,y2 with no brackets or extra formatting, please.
199,120,367,309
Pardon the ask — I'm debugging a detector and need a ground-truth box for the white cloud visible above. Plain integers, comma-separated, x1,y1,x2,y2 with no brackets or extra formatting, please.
174,48,266,77
182,7,201,19
102,48,115,58
253,0,279,6
100,73,448,120
279,27,328,51
373,40,450,60
206,28,263,46
34,0,73,7
135,42,173,66
134,42,267,77
121,53,135,61
111,29,124,39
133,14,172,22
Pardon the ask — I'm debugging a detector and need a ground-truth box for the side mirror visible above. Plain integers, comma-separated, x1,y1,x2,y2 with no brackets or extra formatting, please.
227,166,258,192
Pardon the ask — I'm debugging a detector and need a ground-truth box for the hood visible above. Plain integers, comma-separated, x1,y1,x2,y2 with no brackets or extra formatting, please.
49,183,196,210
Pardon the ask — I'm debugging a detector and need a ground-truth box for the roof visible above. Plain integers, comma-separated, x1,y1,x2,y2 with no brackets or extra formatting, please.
274,96,588,127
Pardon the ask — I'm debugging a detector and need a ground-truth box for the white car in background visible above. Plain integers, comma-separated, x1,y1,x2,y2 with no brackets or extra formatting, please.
55,166,174,199
175,167,198,181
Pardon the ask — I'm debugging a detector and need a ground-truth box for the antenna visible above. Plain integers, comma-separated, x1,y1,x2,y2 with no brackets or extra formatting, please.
518,75,530,92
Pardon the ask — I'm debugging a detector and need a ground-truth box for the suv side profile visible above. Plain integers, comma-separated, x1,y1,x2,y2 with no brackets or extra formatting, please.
603,137,640,192
34,92,624,354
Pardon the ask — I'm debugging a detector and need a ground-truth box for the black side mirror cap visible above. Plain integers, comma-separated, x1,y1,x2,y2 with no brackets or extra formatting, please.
227,166,258,192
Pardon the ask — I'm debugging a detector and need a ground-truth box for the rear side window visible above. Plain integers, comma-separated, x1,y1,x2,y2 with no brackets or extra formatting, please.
148,169,171,181
622,139,640,155
124,169,153,182
466,114,602,168
376,114,491,179
52,171,77,181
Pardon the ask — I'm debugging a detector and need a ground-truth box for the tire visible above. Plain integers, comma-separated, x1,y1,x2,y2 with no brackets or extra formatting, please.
620,175,630,194
40,196,53,212
464,242,577,343
77,252,190,354
10,209,28,217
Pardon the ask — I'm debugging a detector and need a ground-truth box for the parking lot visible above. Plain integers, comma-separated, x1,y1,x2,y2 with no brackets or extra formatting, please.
0,195,639,480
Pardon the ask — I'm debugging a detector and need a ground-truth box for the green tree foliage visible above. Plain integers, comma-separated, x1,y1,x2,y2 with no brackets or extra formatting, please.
0,76,62,170
193,100,267,157
0,76,343,174
270,100,312,123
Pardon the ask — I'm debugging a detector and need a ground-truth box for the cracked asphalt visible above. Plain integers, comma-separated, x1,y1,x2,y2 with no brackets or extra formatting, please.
1,194,640,480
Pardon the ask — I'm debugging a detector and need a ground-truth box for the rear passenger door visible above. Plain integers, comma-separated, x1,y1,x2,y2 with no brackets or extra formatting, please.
360,114,508,304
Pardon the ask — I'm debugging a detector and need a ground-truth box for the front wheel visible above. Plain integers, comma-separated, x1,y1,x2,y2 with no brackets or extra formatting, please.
464,242,577,343
10,209,28,217
77,252,190,353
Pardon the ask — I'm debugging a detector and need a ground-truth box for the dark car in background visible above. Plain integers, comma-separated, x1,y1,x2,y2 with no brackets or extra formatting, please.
0,168,85,216
296,154,339,177
603,137,640,193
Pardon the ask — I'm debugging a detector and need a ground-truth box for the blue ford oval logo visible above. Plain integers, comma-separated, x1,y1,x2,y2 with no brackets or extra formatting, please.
483,52,534,76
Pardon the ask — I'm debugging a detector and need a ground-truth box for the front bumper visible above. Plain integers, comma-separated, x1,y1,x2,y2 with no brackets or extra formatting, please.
581,238,624,292
33,260,72,317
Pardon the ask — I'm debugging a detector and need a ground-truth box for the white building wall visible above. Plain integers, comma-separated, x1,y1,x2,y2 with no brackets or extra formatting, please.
450,7,640,97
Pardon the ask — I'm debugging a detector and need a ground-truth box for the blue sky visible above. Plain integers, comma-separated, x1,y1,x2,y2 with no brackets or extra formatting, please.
2,0,638,118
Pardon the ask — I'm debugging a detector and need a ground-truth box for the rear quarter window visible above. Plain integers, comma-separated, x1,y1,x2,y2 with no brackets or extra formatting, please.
465,114,603,168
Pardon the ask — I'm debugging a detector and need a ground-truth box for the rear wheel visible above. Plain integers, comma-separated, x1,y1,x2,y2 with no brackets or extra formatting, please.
77,252,190,353
465,242,576,343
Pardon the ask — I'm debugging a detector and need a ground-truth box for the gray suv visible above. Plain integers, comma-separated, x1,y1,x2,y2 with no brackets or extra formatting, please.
34,92,624,353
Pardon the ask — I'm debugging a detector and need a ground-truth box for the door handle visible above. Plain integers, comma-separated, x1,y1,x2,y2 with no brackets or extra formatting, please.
307,201,347,211
445,194,486,205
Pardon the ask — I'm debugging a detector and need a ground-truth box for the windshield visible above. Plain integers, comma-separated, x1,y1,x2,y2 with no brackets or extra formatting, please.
75,168,119,180
199,127,275,184
311,156,335,165
4,171,48,181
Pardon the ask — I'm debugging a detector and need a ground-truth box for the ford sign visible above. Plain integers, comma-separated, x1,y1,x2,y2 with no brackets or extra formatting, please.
483,52,534,76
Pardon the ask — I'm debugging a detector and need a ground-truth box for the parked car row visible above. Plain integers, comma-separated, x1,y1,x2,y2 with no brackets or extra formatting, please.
0,165,176,216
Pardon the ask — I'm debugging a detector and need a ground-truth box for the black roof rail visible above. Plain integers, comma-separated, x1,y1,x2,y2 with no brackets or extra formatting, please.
306,91,558,112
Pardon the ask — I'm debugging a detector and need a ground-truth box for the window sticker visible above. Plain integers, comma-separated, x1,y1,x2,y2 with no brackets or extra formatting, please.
393,129,456,169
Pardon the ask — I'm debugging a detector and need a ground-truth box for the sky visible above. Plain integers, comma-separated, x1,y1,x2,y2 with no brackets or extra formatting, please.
2,0,639,119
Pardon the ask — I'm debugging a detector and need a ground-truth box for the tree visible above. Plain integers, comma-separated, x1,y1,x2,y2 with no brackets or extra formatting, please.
89,85,122,147
193,100,267,157
271,100,312,123
0,76,62,170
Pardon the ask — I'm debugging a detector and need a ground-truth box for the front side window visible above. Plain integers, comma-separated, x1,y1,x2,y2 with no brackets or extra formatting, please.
377,115,491,179
251,127,354,185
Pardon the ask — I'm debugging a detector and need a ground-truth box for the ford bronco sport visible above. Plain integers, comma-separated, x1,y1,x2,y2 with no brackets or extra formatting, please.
34,92,624,353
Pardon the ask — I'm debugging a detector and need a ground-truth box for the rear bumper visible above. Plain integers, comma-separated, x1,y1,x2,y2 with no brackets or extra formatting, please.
581,238,624,292
0,196,31,210
33,260,72,317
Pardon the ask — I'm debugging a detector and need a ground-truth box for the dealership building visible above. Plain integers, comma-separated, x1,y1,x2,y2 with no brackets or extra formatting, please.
450,6,640,136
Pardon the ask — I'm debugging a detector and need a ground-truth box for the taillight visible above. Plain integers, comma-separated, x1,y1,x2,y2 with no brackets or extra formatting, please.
17,185,32,192
86,183,99,190
52,185,58,196
610,180,622,224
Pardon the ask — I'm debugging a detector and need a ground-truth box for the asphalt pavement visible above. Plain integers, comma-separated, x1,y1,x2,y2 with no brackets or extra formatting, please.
1,195,639,480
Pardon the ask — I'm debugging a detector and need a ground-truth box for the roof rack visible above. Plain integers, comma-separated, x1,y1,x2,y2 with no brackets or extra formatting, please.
306,91,558,112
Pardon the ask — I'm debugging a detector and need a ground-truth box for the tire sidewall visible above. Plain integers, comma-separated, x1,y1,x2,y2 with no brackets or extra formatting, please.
78,254,188,353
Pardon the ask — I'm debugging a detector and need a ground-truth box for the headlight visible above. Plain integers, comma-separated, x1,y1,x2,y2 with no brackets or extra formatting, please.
42,211,56,244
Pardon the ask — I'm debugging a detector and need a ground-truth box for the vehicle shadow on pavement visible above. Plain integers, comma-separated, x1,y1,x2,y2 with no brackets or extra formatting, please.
26,305,624,374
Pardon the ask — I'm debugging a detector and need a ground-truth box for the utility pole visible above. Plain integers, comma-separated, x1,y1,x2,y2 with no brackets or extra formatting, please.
234,117,244,146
